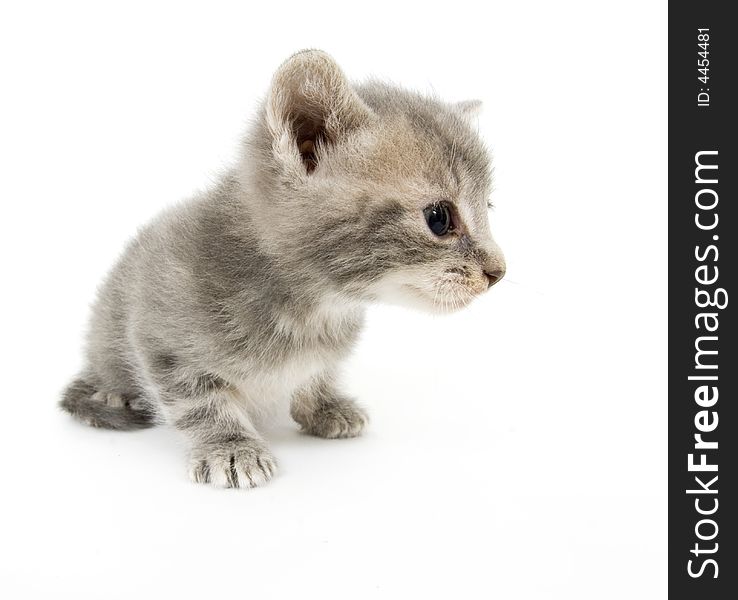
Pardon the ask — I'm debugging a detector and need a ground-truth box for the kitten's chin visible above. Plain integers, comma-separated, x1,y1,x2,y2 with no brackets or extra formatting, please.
366,270,480,314
417,289,477,315
372,283,475,315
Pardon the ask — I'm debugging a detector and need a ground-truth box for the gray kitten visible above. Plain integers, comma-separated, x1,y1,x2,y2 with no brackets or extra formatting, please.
60,50,505,489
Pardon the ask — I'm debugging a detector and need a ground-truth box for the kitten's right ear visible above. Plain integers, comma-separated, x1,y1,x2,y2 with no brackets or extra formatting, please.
266,50,373,174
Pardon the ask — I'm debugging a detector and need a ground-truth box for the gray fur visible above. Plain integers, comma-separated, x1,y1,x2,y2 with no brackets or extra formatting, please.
60,50,505,489
291,373,368,439
60,378,154,430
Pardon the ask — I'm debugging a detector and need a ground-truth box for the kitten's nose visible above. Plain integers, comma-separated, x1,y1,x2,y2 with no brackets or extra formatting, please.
484,267,505,288
481,240,506,289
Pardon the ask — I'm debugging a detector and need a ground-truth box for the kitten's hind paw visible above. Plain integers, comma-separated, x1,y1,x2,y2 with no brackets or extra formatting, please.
297,398,368,439
189,439,277,489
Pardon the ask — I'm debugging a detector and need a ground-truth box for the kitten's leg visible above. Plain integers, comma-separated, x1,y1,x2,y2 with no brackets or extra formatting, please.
290,373,368,439
151,370,276,489
172,393,277,489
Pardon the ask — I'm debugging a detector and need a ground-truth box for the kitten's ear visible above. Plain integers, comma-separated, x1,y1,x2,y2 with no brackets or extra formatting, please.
266,50,372,174
455,99,483,119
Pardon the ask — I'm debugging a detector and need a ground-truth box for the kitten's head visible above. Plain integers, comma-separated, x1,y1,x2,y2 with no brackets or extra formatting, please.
242,50,505,313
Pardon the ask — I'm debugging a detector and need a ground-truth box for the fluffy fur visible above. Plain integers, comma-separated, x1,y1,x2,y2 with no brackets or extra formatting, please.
60,50,505,489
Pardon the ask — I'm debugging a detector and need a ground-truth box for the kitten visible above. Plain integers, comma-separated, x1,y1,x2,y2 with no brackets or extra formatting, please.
60,50,506,489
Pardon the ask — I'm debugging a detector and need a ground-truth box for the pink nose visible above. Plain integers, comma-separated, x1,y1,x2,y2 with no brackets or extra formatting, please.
484,267,505,288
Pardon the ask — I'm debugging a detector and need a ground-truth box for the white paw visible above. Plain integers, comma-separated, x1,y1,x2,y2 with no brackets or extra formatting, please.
188,439,277,489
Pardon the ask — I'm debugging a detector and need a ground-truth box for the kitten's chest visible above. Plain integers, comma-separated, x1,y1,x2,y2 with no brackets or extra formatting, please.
231,300,364,414
231,351,331,420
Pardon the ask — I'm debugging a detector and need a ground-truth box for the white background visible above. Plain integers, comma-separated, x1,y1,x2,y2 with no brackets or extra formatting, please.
0,1,667,598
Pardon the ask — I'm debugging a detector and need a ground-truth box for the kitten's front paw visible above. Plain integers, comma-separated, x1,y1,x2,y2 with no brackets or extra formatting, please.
189,439,277,489
298,399,368,439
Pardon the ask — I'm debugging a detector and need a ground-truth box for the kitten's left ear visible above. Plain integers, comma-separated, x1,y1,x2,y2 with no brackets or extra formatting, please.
455,99,483,119
266,49,373,174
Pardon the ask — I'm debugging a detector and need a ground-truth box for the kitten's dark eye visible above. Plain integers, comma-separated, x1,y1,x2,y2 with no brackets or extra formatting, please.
423,202,453,237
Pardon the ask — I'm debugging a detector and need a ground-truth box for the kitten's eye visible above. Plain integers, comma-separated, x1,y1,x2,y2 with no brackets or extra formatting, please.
423,202,453,237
